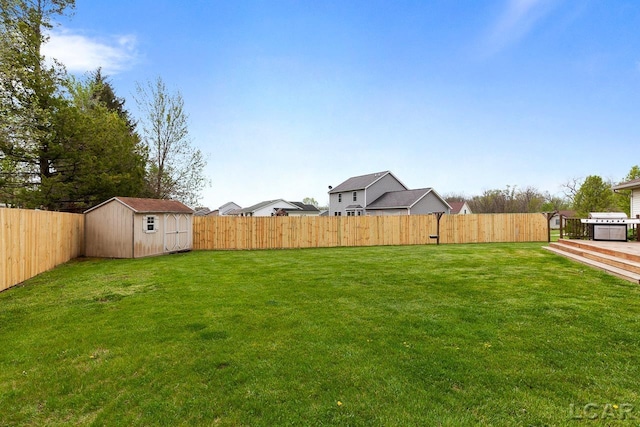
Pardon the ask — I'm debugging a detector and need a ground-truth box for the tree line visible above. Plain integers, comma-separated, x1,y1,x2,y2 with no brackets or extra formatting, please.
0,0,207,212
445,165,640,217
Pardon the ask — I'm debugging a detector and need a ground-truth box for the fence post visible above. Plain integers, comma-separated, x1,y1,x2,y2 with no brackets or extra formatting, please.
430,212,444,245
543,211,556,243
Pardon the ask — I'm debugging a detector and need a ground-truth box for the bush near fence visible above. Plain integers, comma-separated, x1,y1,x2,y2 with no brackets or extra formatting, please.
1,211,547,292
193,213,548,250
1,209,84,292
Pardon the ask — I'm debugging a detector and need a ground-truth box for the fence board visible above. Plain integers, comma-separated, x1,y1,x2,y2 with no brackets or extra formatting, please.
1,209,84,292
193,213,548,250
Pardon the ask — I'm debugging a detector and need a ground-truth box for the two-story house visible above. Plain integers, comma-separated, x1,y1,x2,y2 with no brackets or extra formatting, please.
329,171,451,216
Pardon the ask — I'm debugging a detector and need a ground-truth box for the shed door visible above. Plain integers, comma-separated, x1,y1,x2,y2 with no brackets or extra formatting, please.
164,214,190,252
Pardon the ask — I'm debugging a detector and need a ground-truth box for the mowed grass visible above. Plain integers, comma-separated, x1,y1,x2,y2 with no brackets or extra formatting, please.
1,243,640,426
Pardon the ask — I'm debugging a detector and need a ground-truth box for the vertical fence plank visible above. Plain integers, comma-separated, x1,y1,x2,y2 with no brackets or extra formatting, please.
1,209,84,292
191,213,547,251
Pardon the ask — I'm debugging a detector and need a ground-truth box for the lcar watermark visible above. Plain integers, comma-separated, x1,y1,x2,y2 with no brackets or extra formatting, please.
569,403,636,420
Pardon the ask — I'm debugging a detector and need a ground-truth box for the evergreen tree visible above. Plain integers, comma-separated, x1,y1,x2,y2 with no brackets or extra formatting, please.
88,67,136,132
0,0,75,208
40,79,147,211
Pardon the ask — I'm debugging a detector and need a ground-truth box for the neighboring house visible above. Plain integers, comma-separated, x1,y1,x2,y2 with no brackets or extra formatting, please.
282,202,321,217
84,197,193,258
448,201,472,215
218,201,242,216
328,171,451,216
549,210,576,229
329,171,408,216
613,178,640,218
194,207,211,216
206,202,243,217
238,199,302,217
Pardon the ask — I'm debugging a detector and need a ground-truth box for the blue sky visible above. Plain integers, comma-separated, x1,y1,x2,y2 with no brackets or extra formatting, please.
45,0,640,209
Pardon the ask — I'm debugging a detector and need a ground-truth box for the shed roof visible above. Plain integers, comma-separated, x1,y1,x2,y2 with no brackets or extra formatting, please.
85,197,194,214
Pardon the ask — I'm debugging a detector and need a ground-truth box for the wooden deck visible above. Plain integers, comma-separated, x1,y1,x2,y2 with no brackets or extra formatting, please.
544,239,640,283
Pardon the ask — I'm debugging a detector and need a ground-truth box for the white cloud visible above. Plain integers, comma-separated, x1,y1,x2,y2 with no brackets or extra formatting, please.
482,0,559,56
42,28,139,75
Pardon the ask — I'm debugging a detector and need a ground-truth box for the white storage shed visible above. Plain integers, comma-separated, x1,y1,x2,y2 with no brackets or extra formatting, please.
84,197,194,258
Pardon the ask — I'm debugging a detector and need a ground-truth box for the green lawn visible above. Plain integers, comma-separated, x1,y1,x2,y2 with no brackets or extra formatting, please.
1,244,639,425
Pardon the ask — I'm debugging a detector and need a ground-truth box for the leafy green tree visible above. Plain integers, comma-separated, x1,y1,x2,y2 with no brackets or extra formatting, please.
540,195,571,212
302,197,319,208
0,3,148,211
615,165,640,216
0,0,75,208
573,175,616,217
135,76,208,207
468,186,566,213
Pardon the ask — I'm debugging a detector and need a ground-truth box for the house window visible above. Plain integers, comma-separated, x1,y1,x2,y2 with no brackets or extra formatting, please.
338,194,342,203
347,211,354,216
353,192,357,202
144,215,158,233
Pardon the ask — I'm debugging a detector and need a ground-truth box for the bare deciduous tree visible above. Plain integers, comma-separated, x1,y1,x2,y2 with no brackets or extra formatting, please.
135,77,208,207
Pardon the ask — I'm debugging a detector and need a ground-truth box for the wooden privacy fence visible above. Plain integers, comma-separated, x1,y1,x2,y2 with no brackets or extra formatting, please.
1,210,547,292
1,209,84,292
193,213,548,250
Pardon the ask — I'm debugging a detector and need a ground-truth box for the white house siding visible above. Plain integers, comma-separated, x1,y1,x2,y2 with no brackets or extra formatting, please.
632,189,640,219
288,211,320,217
458,202,472,214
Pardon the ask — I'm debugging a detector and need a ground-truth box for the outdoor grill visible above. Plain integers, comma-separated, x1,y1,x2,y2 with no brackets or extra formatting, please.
580,212,640,241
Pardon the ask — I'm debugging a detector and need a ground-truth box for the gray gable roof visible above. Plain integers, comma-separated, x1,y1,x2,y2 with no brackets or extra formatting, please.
241,199,279,213
329,171,406,193
367,188,435,209
289,202,320,212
